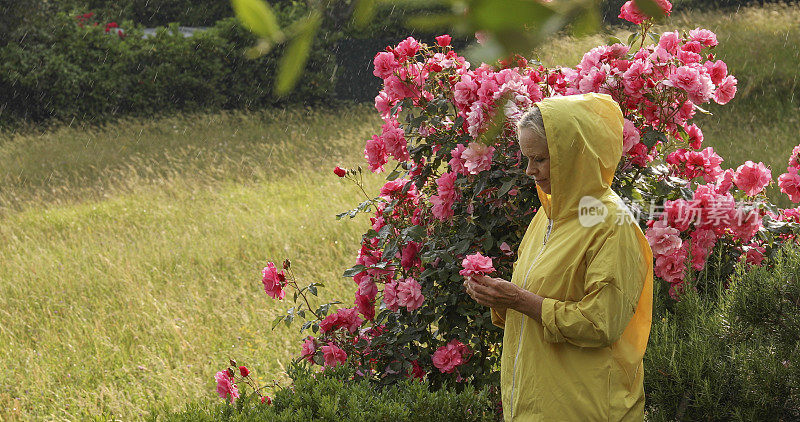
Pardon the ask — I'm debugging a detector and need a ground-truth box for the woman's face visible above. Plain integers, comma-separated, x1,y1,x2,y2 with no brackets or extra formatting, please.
518,127,551,194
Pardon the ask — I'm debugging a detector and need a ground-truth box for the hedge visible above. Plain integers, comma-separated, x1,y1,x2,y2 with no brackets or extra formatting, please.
0,7,337,127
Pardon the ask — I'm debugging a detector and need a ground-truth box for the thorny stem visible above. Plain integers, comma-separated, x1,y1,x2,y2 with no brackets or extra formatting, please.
287,268,323,321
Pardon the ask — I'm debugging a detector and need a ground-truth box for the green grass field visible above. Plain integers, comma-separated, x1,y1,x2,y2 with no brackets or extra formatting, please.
1,4,798,420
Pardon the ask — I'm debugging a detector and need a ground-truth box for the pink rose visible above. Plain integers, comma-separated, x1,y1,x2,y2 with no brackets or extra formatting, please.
374,90,393,118
373,52,399,79
436,34,452,47
321,342,347,367
432,339,469,374
400,241,422,270
355,290,376,320
658,31,681,54
449,144,468,175
713,75,737,105
645,219,683,256
215,370,240,403
618,0,671,24
261,262,285,300
459,252,495,277
703,60,728,85
395,37,421,60
431,193,455,221
689,28,718,47
654,247,688,285
743,243,766,267
300,337,316,362
383,281,400,311
733,161,772,197
396,278,425,311
622,118,640,153
364,135,388,173
461,142,495,174
779,171,800,202
381,120,410,162
685,124,703,149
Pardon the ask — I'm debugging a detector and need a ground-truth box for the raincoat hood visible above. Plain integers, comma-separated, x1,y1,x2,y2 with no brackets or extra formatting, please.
534,93,624,221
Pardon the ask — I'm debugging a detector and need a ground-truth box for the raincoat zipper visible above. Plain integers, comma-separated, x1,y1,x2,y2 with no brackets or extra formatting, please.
509,218,553,420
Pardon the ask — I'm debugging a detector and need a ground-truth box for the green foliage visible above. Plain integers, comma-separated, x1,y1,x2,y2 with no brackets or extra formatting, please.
152,362,500,421
645,242,800,421
68,0,235,26
0,8,337,127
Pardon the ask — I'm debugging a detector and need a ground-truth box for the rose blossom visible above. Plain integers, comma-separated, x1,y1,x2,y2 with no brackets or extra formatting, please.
713,75,737,105
261,262,285,300
436,34,452,47
461,142,495,174
396,277,425,311
383,281,400,311
733,161,772,196
364,135,388,172
459,252,495,277
645,219,682,255
622,118,640,153
373,52,399,79
301,337,316,362
778,171,800,202
432,339,469,373
321,342,347,367
215,370,239,403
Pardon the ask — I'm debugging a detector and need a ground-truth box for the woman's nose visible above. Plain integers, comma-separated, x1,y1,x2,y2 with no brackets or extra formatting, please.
526,163,537,178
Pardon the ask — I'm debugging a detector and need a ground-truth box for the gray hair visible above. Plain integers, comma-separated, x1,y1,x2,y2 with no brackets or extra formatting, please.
516,105,547,141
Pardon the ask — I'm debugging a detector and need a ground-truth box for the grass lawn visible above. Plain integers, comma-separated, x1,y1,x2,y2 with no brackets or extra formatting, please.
0,3,798,420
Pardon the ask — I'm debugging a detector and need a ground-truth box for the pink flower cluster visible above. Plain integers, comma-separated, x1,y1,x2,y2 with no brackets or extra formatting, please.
383,278,425,312
319,307,364,334
778,145,800,203
432,339,471,374
537,22,735,167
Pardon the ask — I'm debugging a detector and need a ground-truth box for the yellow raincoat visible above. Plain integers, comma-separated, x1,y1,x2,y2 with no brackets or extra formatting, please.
492,93,653,421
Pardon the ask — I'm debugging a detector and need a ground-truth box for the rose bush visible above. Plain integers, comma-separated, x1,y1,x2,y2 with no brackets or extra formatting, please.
219,0,800,404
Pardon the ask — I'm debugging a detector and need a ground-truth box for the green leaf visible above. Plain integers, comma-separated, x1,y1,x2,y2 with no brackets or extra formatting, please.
469,0,555,31
308,284,318,296
627,32,640,47
343,265,367,278
608,36,624,45
271,315,285,330
231,0,282,39
499,179,516,197
633,0,667,19
351,0,377,29
572,4,600,38
275,12,322,96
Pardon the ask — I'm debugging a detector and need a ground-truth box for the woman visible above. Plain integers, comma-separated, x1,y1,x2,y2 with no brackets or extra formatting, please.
464,93,653,421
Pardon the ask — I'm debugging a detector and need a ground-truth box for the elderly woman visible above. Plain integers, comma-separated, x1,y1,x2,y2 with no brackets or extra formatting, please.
464,93,653,421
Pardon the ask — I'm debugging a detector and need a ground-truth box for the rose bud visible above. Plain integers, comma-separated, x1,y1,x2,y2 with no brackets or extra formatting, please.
283,259,291,270
334,166,346,177
226,368,235,378
239,366,250,377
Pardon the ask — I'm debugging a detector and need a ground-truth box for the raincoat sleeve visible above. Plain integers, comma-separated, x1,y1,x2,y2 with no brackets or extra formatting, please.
540,225,645,348
491,307,506,328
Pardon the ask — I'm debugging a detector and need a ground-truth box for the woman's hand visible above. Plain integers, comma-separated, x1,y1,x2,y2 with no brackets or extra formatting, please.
463,274,522,310
463,275,545,323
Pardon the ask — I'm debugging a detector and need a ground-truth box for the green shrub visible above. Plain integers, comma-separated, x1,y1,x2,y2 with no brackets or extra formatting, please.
0,8,337,127
152,363,500,421
645,242,800,421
